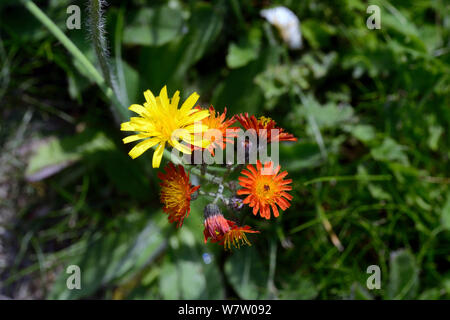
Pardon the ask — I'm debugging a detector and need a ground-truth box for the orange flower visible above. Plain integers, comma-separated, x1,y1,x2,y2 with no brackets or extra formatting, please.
237,160,293,219
202,106,238,155
158,162,199,227
235,113,297,143
203,204,259,249
219,221,260,250
203,204,231,243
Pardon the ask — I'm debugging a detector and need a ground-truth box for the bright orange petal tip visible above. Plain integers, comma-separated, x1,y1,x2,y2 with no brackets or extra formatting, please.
235,113,297,143
202,204,259,250
219,221,260,250
197,106,239,155
158,162,199,228
237,160,293,219
203,204,231,243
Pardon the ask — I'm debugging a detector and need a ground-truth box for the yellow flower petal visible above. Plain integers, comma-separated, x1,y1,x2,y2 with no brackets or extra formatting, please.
123,133,153,144
171,90,180,112
152,142,165,168
159,86,170,111
179,92,199,115
171,138,193,154
121,121,136,132
129,138,160,159
183,135,210,148
185,124,208,133
144,89,157,106
121,86,206,160
128,104,149,117
192,110,210,121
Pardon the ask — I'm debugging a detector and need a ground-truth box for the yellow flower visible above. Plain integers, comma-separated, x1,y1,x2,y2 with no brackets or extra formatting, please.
121,86,210,168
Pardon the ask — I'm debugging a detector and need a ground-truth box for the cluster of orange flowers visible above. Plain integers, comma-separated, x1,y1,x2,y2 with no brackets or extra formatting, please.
122,87,297,250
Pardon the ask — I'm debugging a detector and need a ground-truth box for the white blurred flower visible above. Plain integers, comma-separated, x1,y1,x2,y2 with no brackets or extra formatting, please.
260,6,302,50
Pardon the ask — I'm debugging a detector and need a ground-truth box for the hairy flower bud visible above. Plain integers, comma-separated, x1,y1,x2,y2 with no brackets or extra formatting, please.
203,204,230,243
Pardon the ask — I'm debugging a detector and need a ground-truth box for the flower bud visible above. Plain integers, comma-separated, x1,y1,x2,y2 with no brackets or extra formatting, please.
203,204,231,243
229,196,244,211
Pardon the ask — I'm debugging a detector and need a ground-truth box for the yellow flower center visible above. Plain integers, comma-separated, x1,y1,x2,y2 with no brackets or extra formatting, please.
162,180,187,211
254,178,277,203
258,116,273,127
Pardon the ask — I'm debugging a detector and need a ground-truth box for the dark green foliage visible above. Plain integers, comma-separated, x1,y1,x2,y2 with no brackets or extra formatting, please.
0,0,449,300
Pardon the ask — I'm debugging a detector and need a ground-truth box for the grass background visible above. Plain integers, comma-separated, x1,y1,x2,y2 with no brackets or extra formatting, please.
0,0,449,299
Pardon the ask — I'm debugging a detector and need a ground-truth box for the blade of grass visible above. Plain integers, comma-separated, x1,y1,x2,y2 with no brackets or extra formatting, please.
304,174,392,186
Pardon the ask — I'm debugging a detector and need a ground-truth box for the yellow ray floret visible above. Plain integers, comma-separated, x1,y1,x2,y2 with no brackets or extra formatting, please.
120,86,210,168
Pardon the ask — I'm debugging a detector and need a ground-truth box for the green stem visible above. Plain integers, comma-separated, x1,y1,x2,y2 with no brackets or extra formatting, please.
88,0,124,115
229,0,246,30
115,6,128,106
88,1,112,86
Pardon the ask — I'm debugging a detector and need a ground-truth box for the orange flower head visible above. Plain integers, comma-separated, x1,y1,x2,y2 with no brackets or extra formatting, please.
235,113,297,143
219,221,260,250
237,160,293,219
203,204,259,250
158,162,199,228
201,106,238,155
203,204,231,243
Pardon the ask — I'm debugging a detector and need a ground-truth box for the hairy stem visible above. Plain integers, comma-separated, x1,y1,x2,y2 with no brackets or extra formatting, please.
88,0,127,121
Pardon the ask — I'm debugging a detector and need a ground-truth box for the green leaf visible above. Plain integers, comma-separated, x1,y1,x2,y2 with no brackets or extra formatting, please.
418,288,441,300
280,142,324,171
301,19,336,49
226,28,261,69
387,250,419,299
89,149,152,200
441,192,450,230
26,130,114,182
123,6,184,46
368,184,392,201
121,60,140,106
227,43,258,69
138,2,223,91
224,246,268,299
371,138,409,165
213,45,280,115
48,214,166,300
350,283,374,300
350,124,377,144
428,125,443,151
301,52,337,79
279,276,318,300
159,227,224,299
0,6,47,43
255,64,308,110
296,95,354,130
159,258,179,299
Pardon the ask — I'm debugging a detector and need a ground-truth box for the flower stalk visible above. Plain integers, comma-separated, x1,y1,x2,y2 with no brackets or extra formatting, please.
88,0,126,121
